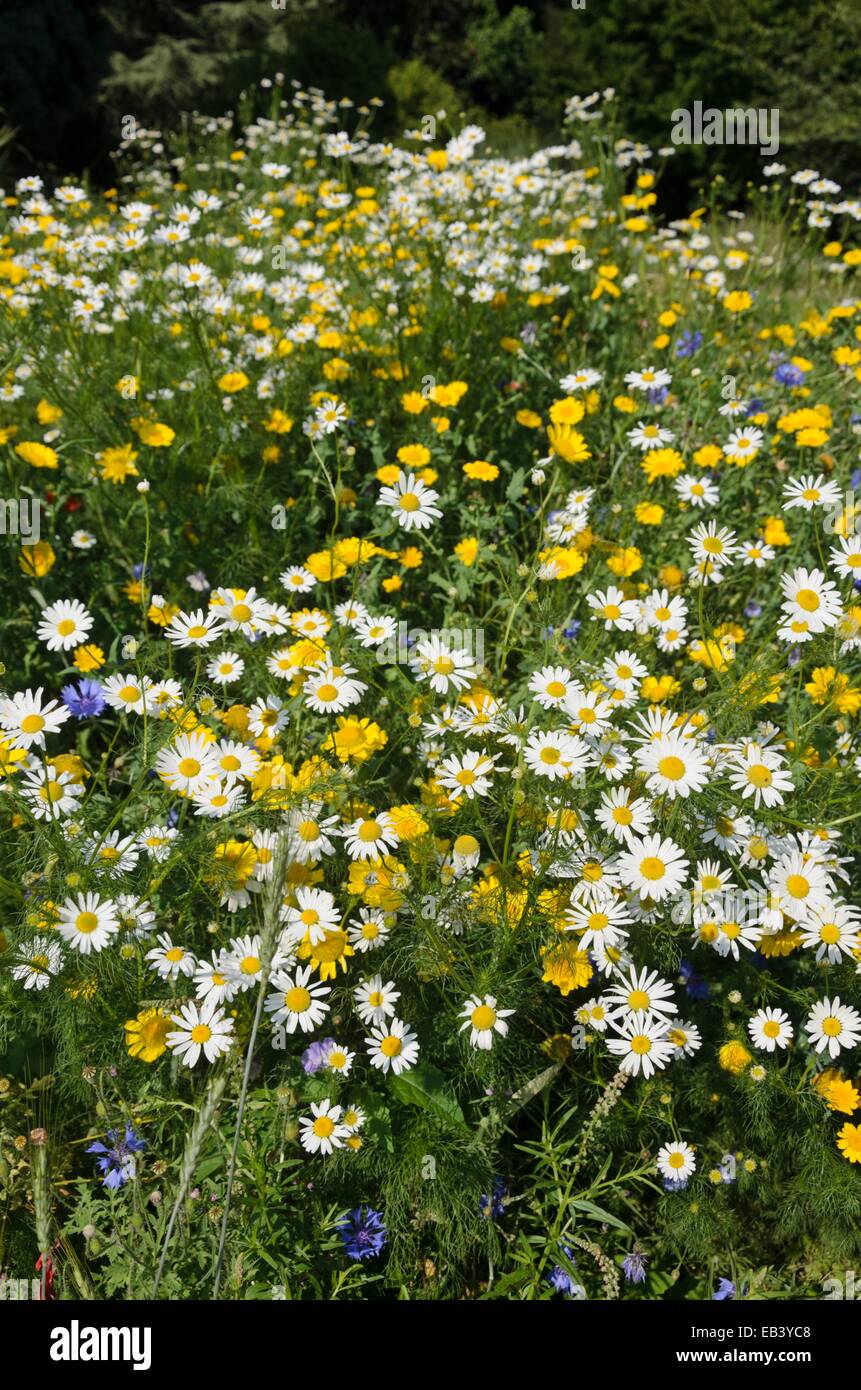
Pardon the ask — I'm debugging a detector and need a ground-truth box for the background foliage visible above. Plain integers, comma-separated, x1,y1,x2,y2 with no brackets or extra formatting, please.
1,0,861,206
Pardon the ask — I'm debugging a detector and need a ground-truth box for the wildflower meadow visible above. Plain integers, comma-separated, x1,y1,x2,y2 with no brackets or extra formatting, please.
2,76,861,1309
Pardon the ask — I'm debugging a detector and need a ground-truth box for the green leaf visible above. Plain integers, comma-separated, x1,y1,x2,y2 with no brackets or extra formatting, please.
507,1062,562,1112
505,467,526,502
570,1198,634,1235
388,1063,467,1127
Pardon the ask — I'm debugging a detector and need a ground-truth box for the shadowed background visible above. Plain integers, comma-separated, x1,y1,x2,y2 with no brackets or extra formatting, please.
0,0,859,208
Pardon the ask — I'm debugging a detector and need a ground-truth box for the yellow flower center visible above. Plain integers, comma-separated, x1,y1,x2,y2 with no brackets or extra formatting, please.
471,1005,496,1030
640,856,666,881
746,764,771,787
191,1024,212,1044
75,911,99,934
795,588,820,612
658,755,685,780
285,987,311,1012
454,834,479,856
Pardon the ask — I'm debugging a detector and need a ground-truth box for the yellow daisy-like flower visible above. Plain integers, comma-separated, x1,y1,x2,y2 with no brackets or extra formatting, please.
125,1008,173,1063
388,803,430,841
297,927,354,981
133,419,175,447
546,422,590,464
73,644,105,673
264,409,293,433
723,290,753,313
837,1123,861,1164
718,1040,752,1074
824,1078,860,1115
539,941,593,996
454,536,479,566
0,738,28,776
463,460,499,481
396,443,431,468
217,371,250,393
321,716,388,764
14,440,59,469
399,546,423,569
549,397,586,426
19,540,56,577
642,447,684,483
97,443,139,484
429,381,468,407
634,501,664,525
305,550,348,582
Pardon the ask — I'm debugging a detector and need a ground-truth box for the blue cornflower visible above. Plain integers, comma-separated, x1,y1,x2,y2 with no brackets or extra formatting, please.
479,1175,507,1221
679,960,709,1001
746,398,766,416
132,562,151,581
622,1250,648,1284
646,386,670,406
563,621,581,639
61,678,106,719
713,1277,736,1300
744,600,762,618
774,362,803,387
86,1126,145,1190
662,1174,690,1193
675,329,702,359
301,1037,335,1074
547,1245,585,1298
850,465,861,489
337,1206,387,1261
